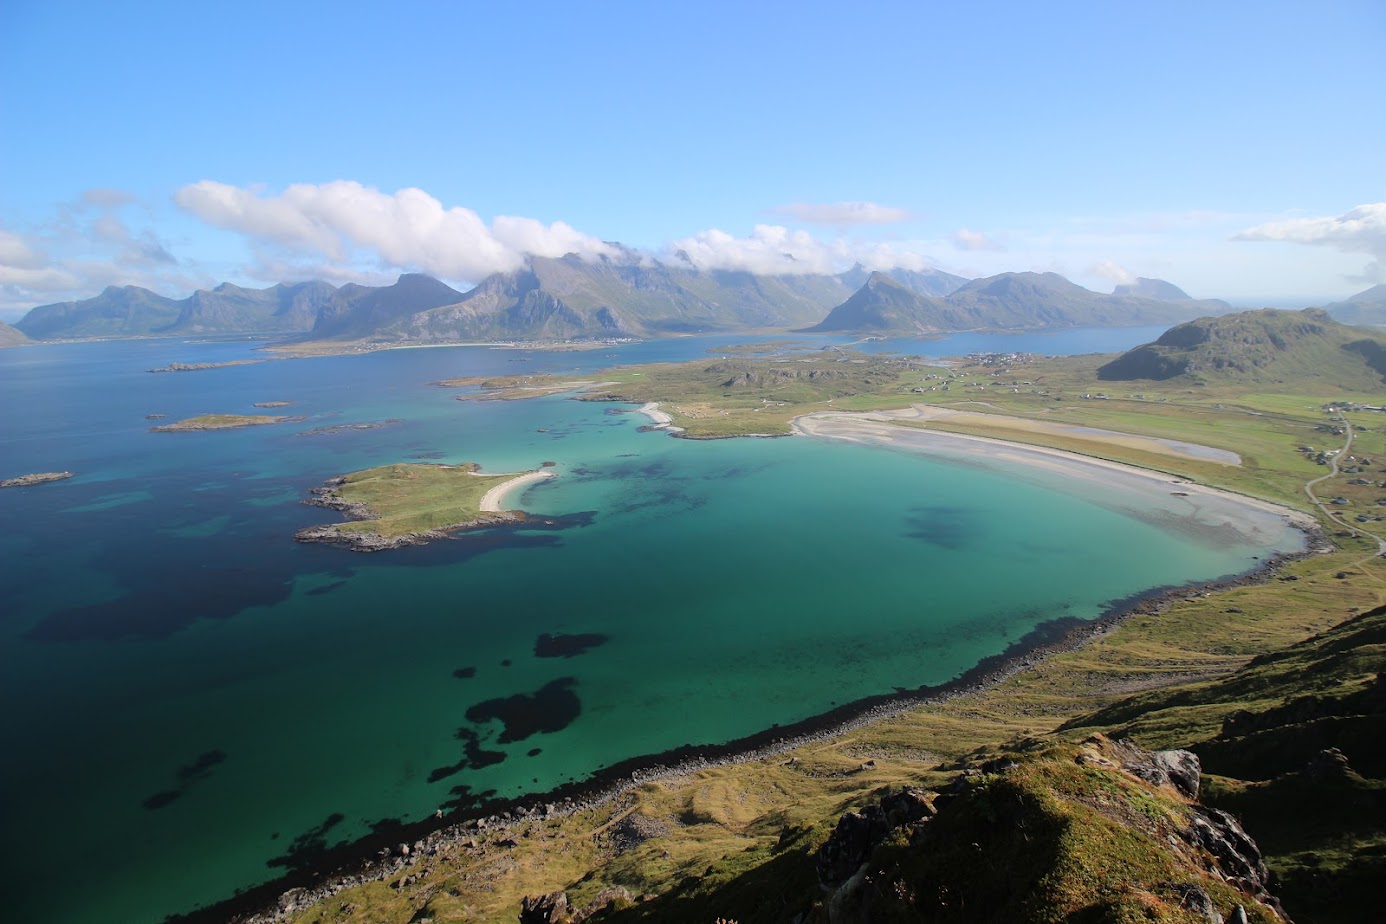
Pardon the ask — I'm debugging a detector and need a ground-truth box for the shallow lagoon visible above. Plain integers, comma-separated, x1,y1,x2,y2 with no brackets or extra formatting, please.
0,328,1303,923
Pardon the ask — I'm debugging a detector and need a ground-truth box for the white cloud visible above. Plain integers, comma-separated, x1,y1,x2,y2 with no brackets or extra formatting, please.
769,201,913,225
669,224,936,275
175,180,616,283
1089,260,1137,286
0,193,203,317
1235,203,1386,284
951,228,1005,252
0,230,47,269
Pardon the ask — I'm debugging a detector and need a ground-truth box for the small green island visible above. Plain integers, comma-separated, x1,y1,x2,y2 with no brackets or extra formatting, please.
296,462,555,551
149,414,289,432
0,471,74,488
147,360,264,373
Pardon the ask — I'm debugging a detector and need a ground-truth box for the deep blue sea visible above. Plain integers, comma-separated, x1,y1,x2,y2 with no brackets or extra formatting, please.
0,327,1303,923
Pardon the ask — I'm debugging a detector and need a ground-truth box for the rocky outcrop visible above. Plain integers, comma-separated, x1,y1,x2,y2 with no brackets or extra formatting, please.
518,886,634,923
812,737,1286,923
0,471,74,488
816,788,936,888
1110,737,1203,798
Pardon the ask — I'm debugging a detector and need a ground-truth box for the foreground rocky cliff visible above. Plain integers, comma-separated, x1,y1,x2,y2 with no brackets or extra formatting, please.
520,737,1283,924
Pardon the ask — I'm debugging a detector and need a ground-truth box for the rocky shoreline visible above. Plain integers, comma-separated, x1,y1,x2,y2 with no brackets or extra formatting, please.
170,530,1322,924
0,471,74,488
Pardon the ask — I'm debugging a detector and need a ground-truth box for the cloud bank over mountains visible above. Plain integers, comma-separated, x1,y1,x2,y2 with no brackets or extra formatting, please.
174,180,618,282
175,183,939,281
4,180,1384,316
669,223,933,276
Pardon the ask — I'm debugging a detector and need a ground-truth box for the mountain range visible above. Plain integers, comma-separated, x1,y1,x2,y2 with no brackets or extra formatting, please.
15,252,1238,345
1097,307,1386,388
808,271,1231,334
1324,284,1386,327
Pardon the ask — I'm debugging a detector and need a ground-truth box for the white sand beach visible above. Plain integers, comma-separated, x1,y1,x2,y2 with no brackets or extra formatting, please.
793,410,1316,548
637,402,682,431
478,470,556,512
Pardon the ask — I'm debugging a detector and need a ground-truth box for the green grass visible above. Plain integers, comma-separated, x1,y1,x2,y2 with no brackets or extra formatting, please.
327,463,522,539
150,413,287,431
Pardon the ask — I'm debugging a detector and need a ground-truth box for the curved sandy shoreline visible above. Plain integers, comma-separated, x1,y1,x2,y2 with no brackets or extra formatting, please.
636,401,682,432
478,470,555,511
791,409,1317,544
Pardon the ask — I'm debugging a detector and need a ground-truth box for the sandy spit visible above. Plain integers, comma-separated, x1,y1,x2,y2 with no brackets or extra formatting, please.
477,470,555,512
791,410,1317,541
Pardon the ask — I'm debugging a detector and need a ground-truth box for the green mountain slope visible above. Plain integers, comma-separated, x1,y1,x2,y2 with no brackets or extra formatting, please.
1096,307,1386,387
811,271,1229,333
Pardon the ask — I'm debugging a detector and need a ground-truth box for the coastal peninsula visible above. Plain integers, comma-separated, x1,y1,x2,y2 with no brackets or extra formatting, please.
296,462,555,551
0,471,74,488
150,414,290,432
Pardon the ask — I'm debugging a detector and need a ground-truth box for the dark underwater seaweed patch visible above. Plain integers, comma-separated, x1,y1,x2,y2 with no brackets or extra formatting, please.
428,729,507,783
902,505,977,550
29,569,295,642
141,750,228,811
533,632,609,659
464,678,581,744
266,813,346,873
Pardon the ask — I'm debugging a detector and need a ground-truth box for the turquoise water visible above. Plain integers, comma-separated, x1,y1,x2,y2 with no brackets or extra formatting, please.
0,330,1300,923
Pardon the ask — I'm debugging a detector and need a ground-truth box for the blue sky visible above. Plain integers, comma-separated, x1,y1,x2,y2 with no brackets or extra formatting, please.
2,0,1383,318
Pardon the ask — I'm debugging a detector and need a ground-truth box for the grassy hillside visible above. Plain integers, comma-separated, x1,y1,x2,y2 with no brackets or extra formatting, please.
1066,606,1386,923
1098,308,1386,388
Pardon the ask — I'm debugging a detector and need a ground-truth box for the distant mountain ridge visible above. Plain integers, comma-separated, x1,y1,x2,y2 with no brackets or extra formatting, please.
15,259,1227,344
809,271,1230,334
14,275,466,341
1112,277,1193,300
1097,307,1386,388
14,255,968,343
1325,284,1386,327
372,254,965,343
